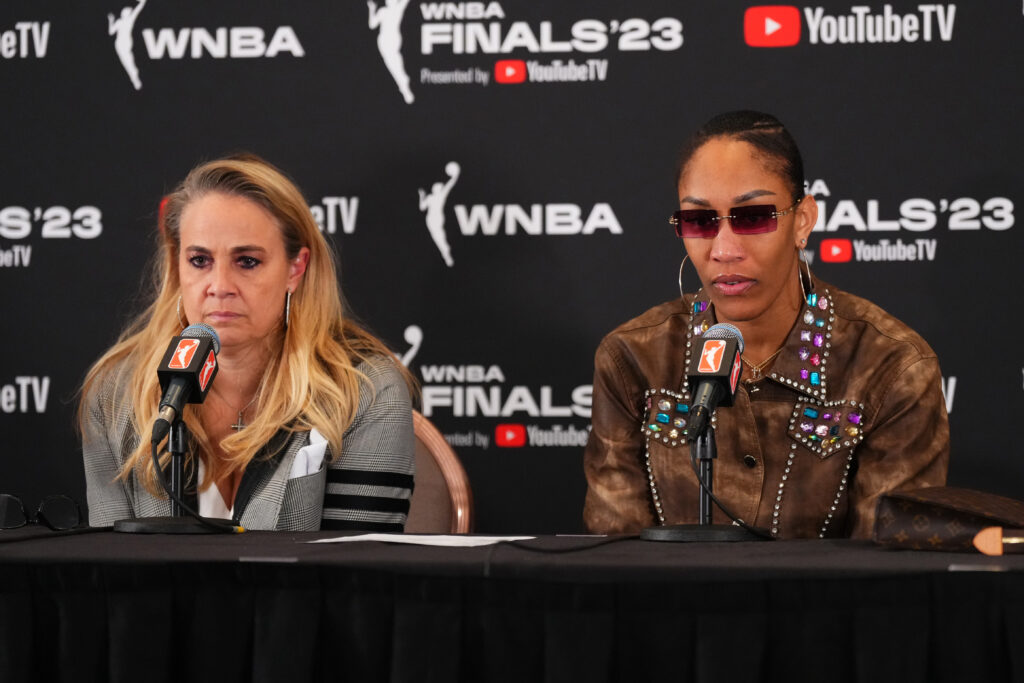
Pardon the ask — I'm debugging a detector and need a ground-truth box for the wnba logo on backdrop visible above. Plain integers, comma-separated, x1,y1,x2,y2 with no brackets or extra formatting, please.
417,161,623,266
418,162,460,266
109,0,148,89
107,0,305,90
368,0,416,104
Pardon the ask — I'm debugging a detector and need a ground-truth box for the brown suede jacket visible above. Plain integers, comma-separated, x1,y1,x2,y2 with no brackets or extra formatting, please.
584,279,949,539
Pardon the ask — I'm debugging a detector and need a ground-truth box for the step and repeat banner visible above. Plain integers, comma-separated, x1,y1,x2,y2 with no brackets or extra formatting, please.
2,1,1021,533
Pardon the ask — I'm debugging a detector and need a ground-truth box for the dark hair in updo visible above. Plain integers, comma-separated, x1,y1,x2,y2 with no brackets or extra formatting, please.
675,110,805,201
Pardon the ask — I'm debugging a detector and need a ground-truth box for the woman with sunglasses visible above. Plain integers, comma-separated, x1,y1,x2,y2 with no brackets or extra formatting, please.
80,155,415,531
584,111,949,539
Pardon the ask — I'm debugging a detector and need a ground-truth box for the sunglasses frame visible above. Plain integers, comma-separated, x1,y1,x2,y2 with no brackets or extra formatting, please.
0,493,82,531
670,197,803,239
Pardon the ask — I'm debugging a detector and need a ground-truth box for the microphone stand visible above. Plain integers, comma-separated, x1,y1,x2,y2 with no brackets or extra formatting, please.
113,417,225,534
641,423,766,542
695,429,715,526
168,419,186,517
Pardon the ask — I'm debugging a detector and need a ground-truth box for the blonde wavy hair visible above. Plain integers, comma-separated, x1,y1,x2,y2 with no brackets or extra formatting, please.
80,154,410,495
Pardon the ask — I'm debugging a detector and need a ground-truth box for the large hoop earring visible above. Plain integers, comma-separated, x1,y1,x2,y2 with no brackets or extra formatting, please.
284,289,292,329
176,295,187,330
677,255,691,299
797,246,814,302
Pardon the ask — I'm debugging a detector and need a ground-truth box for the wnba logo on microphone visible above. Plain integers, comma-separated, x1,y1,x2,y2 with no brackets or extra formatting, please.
697,340,727,373
168,339,200,369
199,351,217,391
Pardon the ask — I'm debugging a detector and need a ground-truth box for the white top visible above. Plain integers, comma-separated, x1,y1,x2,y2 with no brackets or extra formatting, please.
197,458,234,519
197,428,328,519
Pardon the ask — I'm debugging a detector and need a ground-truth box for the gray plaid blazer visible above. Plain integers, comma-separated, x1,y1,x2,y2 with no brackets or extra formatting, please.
82,355,415,531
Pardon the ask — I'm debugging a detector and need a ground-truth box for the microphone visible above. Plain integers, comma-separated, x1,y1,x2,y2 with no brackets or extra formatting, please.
641,322,772,541
686,323,744,441
151,322,220,444
113,322,242,534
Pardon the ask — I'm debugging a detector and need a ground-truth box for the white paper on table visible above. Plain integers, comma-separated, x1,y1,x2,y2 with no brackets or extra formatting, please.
308,533,535,547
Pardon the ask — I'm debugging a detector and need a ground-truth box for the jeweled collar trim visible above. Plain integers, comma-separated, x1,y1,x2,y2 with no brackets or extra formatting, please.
686,288,836,401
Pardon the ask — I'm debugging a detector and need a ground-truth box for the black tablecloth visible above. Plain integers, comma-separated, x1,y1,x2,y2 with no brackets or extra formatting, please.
2,528,1023,683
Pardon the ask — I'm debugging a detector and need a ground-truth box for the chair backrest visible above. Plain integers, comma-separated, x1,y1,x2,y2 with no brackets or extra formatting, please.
405,410,473,533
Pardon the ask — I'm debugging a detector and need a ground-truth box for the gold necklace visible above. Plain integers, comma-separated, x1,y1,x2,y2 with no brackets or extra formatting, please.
742,346,784,385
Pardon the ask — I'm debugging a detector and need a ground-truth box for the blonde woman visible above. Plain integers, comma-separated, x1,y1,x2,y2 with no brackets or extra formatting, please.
81,155,415,531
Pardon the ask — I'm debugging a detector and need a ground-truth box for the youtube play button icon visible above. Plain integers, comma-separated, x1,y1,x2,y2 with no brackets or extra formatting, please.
495,59,527,84
495,424,527,447
821,238,853,263
744,6,801,47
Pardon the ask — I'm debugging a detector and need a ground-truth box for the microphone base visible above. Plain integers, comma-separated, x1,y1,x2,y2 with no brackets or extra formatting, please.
640,524,769,543
113,516,229,535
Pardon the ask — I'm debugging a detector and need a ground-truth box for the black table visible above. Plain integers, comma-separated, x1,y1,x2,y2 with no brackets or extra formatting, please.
2,528,1023,683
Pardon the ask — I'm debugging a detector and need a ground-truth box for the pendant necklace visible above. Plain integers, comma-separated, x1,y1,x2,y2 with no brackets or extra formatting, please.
211,385,259,432
742,346,784,392
229,393,260,431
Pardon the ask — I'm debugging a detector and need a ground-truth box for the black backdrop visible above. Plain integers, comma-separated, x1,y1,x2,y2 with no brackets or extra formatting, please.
1,0,1021,533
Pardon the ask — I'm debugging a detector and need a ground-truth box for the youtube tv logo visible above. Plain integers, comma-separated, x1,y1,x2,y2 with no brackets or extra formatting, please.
494,60,526,84
744,6,801,47
821,238,853,263
495,423,527,447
